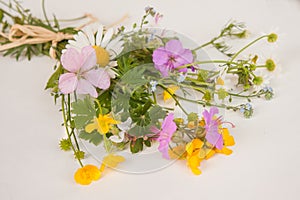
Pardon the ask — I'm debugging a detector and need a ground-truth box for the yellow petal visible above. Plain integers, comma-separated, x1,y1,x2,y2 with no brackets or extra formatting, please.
163,86,179,102
215,147,233,155
222,128,235,146
169,145,187,160
205,149,216,160
102,154,125,168
191,167,202,175
216,77,224,85
74,165,101,185
85,120,97,133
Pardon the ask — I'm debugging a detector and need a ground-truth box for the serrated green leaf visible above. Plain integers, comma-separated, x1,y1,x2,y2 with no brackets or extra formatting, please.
72,96,96,129
79,130,103,146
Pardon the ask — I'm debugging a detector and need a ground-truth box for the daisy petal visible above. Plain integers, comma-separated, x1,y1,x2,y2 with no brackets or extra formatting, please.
83,27,95,46
85,68,111,90
58,73,78,94
101,28,114,47
96,25,104,46
109,131,125,143
76,78,98,98
61,48,82,72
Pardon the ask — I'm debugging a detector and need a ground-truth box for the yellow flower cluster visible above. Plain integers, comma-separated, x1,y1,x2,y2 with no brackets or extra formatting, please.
169,128,235,175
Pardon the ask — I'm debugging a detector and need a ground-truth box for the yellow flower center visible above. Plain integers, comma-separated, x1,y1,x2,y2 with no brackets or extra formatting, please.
93,46,110,67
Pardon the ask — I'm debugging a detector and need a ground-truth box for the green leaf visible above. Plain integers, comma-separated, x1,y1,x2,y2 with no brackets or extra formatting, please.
130,138,143,153
79,130,103,146
144,140,151,147
72,96,96,129
203,91,212,102
45,65,63,90
217,88,229,100
0,9,3,22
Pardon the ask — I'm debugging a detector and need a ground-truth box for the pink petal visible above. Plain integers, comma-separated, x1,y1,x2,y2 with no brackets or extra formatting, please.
161,113,177,134
76,78,98,98
81,46,97,72
58,73,78,94
61,48,82,72
158,142,170,159
84,68,110,90
165,40,183,54
152,48,169,65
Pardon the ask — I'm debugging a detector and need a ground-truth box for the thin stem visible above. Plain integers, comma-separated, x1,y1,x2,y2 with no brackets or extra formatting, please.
67,94,80,151
230,35,268,62
158,84,188,116
42,0,51,27
152,91,157,104
61,95,83,167
43,15,88,23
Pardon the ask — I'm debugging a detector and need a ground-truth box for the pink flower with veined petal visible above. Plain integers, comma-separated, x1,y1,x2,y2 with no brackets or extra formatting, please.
152,39,194,77
151,113,177,159
58,46,110,98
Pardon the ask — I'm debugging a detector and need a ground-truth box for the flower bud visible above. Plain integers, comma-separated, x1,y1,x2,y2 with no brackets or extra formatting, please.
253,76,263,85
267,33,278,43
265,59,276,71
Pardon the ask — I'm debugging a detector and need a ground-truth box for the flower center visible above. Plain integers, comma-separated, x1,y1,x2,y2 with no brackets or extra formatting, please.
93,46,110,67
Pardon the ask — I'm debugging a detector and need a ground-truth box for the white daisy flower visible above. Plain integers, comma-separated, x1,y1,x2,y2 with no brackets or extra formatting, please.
65,23,122,79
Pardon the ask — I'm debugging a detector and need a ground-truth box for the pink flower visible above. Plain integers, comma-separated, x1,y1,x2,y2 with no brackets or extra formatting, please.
202,107,223,149
152,40,194,77
58,46,110,98
151,113,177,159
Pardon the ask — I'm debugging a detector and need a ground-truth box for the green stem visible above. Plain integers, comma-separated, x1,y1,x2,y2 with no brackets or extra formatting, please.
230,35,268,62
67,94,80,151
42,0,51,27
158,84,188,115
152,91,157,104
61,95,83,167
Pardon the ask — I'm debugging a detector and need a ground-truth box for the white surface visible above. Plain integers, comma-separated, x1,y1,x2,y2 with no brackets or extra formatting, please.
1,0,300,199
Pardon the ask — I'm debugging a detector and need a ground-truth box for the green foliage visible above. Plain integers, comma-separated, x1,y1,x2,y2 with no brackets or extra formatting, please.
45,64,63,90
217,88,228,100
187,112,199,122
71,97,96,129
130,138,144,153
79,130,103,146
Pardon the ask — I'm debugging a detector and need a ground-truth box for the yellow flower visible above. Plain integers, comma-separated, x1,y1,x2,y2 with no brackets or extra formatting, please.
186,139,204,175
74,165,101,185
216,77,224,85
100,154,125,172
85,114,118,135
163,85,179,102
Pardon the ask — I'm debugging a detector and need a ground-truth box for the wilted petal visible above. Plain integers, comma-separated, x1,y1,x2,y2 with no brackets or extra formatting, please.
76,78,98,98
109,131,125,143
61,48,82,72
58,73,78,94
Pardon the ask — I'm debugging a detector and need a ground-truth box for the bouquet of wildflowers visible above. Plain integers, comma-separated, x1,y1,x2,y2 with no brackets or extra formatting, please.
0,1,277,185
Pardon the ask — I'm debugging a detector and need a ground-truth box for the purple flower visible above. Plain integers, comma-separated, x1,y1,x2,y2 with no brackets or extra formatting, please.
202,107,223,150
152,40,194,77
151,113,177,159
58,46,110,98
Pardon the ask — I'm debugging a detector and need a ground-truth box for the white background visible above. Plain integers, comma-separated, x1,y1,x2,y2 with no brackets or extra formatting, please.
1,0,300,199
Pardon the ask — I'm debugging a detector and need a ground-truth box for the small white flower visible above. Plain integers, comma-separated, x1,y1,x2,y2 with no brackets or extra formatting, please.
109,118,132,143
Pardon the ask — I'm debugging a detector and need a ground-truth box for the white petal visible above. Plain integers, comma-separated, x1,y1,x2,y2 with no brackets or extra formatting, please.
109,131,125,143
117,117,132,131
96,25,104,46
83,27,95,46
101,28,114,47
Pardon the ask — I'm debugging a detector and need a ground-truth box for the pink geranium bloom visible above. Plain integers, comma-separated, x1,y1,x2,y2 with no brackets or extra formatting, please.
151,113,177,159
58,46,110,98
202,107,223,150
152,39,194,77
